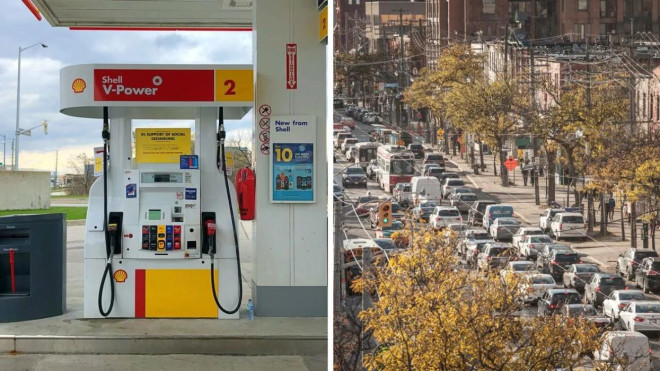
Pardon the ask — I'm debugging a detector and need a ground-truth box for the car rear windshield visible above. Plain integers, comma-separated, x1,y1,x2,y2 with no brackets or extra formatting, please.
447,180,465,186
576,265,600,273
428,169,443,175
635,304,660,313
551,293,581,304
489,247,512,256
567,306,597,317
498,219,520,225
599,277,626,286
530,236,553,243
554,253,579,262
358,196,378,203
619,292,647,300
472,232,491,240
532,276,555,284
636,251,659,260
391,204,402,212
650,262,660,271
475,243,489,252
409,145,422,150
438,209,460,217
461,195,478,201
512,264,534,271
562,216,584,223
427,154,443,160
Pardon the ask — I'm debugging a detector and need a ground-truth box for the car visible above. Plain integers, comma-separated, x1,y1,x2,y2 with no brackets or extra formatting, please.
366,159,379,179
560,304,612,331
602,290,649,320
341,137,359,153
537,288,581,317
477,243,516,271
340,118,355,130
376,221,404,239
465,240,496,268
428,206,462,230
562,263,601,291
370,201,405,228
411,201,440,222
536,243,573,269
444,223,469,238
407,143,425,159
422,163,441,175
441,179,466,199
634,257,660,293
423,167,444,180
517,234,554,260
449,193,478,213
593,331,652,371
459,228,490,255
411,176,442,205
500,261,538,281
332,182,344,203
355,196,380,217
345,145,357,161
467,200,497,226
539,208,565,232
488,217,521,241
342,166,368,188
519,274,560,305
549,212,586,240
422,152,445,167
618,301,660,333
392,182,413,207
616,248,660,281
511,227,544,249
482,204,514,230
438,172,460,183
584,273,628,308
543,250,581,282
334,132,353,149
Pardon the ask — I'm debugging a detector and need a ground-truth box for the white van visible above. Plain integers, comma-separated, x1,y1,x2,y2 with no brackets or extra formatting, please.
593,331,651,371
410,176,442,204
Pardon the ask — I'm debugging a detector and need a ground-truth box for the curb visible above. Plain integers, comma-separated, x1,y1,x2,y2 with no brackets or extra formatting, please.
67,219,86,226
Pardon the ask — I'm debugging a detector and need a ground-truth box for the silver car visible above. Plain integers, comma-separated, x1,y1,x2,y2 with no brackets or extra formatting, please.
488,217,521,241
449,193,478,212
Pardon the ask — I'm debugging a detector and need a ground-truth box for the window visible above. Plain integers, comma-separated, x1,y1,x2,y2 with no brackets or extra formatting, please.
483,0,496,14
600,0,616,17
578,0,588,10
650,94,654,120
643,93,647,119
657,96,659,120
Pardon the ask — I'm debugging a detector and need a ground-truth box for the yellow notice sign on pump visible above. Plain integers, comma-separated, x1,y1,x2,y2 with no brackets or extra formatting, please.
135,128,191,163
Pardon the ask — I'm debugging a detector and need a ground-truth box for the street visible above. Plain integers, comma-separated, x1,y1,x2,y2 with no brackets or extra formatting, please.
334,112,660,367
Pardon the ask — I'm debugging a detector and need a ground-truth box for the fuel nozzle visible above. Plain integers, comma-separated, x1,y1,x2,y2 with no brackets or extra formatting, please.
205,220,216,236
107,223,118,232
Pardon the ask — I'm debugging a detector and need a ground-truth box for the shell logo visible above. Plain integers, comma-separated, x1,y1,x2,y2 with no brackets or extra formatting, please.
72,78,87,93
113,269,128,283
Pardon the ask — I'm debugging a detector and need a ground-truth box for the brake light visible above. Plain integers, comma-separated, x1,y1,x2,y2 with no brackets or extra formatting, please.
436,217,441,221
459,216,462,221
559,223,563,230
618,303,627,309
595,287,601,292
529,244,535,249
634,317,645,322
549,304,556,309
624,286,628,290
551,261,557,265
487,256,492,261
578,260,582,264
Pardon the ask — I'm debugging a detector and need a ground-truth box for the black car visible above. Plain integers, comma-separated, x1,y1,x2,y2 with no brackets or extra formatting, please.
544,250,581,281
342,166,368,188
407,143,425,159
467,200,497,226
423,153,445,167
634,258,660,293
537,288,582,317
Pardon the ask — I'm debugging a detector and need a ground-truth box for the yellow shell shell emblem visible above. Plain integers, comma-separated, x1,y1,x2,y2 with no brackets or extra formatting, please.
113,269,128,283
72,78,86,93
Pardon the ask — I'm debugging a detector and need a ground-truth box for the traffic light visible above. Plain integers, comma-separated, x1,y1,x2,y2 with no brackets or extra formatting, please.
42,120,48,134
378,201,392,228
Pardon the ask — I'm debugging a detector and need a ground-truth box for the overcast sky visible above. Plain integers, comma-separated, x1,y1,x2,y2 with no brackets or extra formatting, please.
0,2,253,174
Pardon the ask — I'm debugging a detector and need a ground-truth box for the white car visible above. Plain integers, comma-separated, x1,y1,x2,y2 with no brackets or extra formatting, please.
428,206,462,229
539,208,565,232
550,212,586,240
341,138,359,153
618,301,660,333
517,234,554,260
488,217,521,241
511,227,544,248
441,179,466,199
519,274,560,304
593,331,652,371
449,193,478,212
602,290,649,320
500,261,538,281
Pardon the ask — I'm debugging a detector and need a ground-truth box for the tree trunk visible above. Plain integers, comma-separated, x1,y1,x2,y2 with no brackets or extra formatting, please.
621,195,625,241
443,118,450,155
493,155,497,177
479,138,485,171
600,193,607,237
547,150,556,204
651,219,657,251
565,147,579,208
587,190,594,233
631,201,637,248
499,138,508,187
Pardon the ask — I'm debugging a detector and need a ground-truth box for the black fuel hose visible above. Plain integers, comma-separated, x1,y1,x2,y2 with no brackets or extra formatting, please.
209,107,243,315
98,106,115,317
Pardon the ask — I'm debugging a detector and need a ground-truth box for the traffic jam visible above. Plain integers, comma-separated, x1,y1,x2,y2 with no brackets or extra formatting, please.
333,106,660,368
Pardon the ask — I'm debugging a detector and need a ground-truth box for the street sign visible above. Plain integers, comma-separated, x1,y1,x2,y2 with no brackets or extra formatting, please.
318,5,328,42
437,129,444,138
286,44,298,90
504,158,519,171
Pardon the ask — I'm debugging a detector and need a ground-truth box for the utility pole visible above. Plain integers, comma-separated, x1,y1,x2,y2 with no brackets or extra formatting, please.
395,8,408,128
504,22,509,76
586,37,594,233
54,150,59,189
530,40,540,206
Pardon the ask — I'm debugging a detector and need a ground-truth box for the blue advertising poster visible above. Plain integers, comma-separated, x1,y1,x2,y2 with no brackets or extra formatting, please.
272,143,313,202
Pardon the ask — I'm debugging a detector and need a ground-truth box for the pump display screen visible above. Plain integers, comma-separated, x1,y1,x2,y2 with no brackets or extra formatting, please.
148,210,161,220
141,172,183,184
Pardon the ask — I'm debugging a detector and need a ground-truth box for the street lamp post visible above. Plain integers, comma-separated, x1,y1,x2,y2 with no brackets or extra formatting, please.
0,134,6,169
14,42,48,171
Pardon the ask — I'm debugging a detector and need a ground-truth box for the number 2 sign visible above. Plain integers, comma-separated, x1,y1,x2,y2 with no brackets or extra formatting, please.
215,69,253,102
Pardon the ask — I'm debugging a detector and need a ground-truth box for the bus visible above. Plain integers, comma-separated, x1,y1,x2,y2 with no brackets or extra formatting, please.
354,142,380,168
387,131,413,147
376,145,416,193
371,126,392,143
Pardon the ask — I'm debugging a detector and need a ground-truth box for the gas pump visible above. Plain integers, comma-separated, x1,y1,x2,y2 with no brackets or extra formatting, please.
62,64,252,319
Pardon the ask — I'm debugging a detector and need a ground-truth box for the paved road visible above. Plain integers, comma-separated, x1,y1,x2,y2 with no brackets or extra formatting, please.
335,113,660,367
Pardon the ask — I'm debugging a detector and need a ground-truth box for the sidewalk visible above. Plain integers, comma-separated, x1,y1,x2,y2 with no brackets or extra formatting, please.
442,149,642,270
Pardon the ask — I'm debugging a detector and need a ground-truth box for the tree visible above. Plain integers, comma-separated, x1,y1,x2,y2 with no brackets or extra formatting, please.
352,229,603,370
65,153,95,195
404,44,482,154
445,76,528,186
